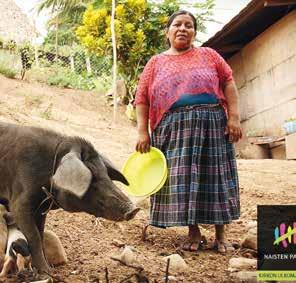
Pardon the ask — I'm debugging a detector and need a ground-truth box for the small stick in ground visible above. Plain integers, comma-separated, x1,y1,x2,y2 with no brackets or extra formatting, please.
141,224,150,241
164,258,170,283
105,267,109,283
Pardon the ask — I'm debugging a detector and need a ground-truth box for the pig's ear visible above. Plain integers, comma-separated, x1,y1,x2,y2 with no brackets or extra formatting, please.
52,151,92,198
101,155,129,185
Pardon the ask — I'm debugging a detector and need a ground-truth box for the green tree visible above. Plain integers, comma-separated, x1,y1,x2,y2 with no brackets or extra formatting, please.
76,0,215,100
44,24,78,46
37,0,90,23
37,0,91,51
37,0,64,58
77,0,180,100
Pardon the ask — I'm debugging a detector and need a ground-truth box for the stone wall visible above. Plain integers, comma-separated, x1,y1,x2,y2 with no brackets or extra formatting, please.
0,0,38,43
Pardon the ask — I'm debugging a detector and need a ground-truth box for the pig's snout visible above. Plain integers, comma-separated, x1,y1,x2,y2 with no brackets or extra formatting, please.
124,207,140,221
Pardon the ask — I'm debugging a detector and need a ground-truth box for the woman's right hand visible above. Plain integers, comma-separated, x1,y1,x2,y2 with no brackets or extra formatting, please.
136,131,151,153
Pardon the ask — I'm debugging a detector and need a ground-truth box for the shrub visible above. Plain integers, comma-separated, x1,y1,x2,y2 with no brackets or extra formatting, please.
76,0,180,101
0,49,22,77
0,37,4,49
4,40,17,52
47,67,96,90
0,64,17,78
25,66,57,83
93,73,112,93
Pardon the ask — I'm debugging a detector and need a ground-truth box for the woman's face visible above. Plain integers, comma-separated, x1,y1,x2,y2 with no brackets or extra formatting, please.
166,14,196,51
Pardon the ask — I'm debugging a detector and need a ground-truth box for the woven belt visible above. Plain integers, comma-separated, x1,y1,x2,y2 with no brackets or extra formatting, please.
170,103,221,112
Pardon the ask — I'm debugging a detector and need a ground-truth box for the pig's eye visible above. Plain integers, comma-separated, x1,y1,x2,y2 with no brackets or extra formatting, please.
80,151,86,161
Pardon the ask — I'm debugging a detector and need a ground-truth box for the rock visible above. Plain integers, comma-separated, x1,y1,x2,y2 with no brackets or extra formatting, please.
43,230,68,266
162,275,178,282
248,227,257,236
112,246,137,265
0,204,8,264
246,221,257,231
243,252,254,259
228,257,257,272
112,239,125,248
163,254,188,273
242,228,257,251
232,271,258,283
242,233,257,250
70,270,80,275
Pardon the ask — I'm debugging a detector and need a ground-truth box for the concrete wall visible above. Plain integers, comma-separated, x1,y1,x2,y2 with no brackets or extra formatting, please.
228,10,296,142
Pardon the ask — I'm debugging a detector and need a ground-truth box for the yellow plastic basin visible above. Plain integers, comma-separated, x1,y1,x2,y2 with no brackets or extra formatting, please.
122,147,168,197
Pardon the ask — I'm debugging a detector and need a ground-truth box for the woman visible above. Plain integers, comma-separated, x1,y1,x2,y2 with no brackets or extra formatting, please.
134,10,242,253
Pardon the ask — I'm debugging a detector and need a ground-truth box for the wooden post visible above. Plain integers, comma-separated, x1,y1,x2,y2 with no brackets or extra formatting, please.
34,45,39,68
111,0,117,123
85,55,91,74
55,14,59,62
70,55,75,72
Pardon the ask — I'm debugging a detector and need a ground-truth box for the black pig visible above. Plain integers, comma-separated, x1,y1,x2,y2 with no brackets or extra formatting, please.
0,122,139,272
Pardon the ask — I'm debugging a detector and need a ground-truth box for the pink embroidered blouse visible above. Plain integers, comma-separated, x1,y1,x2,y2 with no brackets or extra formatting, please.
134,47,233,131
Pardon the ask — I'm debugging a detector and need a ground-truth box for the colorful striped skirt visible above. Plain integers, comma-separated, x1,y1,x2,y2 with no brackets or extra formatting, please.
150,104,240,227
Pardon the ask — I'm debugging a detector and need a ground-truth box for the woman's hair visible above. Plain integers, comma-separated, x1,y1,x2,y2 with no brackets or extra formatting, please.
165,10,197,47
166,10,197,31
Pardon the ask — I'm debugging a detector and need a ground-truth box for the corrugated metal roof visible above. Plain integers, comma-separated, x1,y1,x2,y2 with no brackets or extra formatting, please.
202,0,296,58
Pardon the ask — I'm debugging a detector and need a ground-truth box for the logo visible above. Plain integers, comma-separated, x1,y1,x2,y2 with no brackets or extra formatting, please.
273,223,296,248
257,205,296,274
257,206,296,281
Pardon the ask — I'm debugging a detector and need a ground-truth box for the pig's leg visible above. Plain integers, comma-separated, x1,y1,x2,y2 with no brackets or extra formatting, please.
11,201,50,272
36,214,46,239
36,215,49,265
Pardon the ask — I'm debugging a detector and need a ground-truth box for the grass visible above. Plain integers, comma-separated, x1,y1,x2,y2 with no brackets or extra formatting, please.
27,65,104,91
47,68,96,90
93,74,112,94
0,49,112,93
25,66,57,83
0,50,21,78
0,64,17,78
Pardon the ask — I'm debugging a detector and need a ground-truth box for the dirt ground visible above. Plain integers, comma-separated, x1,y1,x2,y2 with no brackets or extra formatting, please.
0,75,295,283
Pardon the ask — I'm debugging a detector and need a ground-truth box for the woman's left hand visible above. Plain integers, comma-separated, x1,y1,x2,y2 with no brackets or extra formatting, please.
225,117,242,143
